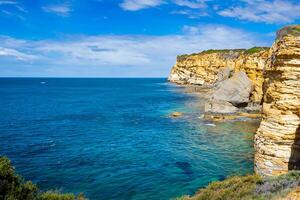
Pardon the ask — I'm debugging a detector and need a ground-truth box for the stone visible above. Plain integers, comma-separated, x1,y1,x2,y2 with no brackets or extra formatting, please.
170,112,183,118
204,114,240,122
212,71,253,106
205,99,238,114
238,112,261,118
244,103,262,112
187,77,205,85
280,187,300,200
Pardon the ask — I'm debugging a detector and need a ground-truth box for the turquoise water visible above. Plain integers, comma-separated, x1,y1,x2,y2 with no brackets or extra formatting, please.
0,78,259,200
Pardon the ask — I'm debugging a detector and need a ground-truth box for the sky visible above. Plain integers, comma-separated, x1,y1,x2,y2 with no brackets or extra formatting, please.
0,0,300,77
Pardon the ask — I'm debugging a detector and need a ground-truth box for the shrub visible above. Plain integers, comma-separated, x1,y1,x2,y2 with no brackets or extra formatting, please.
176,174,261,200
0,157,38,200
244,47,269,54
176,172,300,200
255,171,300,199
0,157,87,200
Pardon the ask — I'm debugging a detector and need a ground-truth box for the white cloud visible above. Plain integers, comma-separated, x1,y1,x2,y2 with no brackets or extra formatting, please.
0,47,37,61
0,0,16,5
42,4,71,16
171,9,208,18
218,0,300,24
120,0,164,11
173,0,207,9
0,25,271,77
0,0,26,20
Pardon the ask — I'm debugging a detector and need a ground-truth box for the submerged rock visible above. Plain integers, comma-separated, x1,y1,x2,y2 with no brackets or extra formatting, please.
204,112,261,122
170,112,183,118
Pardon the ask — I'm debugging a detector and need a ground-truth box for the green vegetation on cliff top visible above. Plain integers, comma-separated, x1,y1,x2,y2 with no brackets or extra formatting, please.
0,157,86,200
176,171,300,200
177,47,270,61
277,25,300,39
244,47,270,54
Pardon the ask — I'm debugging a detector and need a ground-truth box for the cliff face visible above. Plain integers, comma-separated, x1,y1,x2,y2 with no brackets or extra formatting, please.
169,48,269,104
169,26,300,176
254,26,300,176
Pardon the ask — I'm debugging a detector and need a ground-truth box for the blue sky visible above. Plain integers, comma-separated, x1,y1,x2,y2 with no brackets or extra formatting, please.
0,0,300,77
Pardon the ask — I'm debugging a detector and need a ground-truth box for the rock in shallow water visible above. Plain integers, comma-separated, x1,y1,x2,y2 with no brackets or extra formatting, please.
170,112,183,118
205,99,238,114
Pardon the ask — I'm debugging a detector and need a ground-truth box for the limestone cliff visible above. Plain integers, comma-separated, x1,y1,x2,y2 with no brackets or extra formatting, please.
254,26,300,176
169,25,300,177
169,48,269,104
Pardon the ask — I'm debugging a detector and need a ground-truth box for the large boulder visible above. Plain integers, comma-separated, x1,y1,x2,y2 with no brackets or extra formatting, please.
205,99,238,114
212,71,252,106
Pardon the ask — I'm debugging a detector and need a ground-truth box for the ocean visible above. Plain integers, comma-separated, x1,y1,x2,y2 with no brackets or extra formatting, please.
0,78,259,200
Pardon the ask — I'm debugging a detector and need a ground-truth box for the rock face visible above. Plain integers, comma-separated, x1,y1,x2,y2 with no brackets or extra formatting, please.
169,25,300,176
168,48,269,104
212,71,253,106
254,26,300,176
205,100,238,114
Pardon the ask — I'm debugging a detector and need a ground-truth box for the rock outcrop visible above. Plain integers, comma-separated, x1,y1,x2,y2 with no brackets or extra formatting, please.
254,26,300,176
169,25,300,176
212,71,253,106
169,48,269,105
205,100,238,114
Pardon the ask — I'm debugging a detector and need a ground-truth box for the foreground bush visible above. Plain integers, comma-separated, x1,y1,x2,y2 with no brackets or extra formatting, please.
0,157,86,200
177,172,300,200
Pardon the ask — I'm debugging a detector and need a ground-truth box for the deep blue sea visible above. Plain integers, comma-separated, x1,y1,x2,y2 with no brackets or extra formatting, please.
0,78,259,200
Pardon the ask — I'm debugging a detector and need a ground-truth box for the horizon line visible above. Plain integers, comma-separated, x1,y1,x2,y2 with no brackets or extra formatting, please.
0,76,168,79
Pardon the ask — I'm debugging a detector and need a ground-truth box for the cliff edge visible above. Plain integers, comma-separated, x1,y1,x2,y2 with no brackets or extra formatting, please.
254,26,300,176
169,47,269,104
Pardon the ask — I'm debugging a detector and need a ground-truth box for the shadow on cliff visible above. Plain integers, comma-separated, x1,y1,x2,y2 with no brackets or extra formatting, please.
288,125,300,170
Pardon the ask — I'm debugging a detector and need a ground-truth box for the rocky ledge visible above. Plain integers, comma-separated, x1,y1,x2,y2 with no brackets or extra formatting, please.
169,25,300,176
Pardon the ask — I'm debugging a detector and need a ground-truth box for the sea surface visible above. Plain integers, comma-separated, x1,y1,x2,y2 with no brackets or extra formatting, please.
0,78,259,200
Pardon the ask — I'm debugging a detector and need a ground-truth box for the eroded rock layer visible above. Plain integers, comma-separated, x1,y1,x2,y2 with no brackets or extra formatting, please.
168,48,269,103
254,26,300,176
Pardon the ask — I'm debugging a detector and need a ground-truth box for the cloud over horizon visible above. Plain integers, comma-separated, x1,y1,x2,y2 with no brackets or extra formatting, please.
0,25,272,77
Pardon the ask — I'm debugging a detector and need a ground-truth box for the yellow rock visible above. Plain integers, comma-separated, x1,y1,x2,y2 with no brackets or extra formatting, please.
170,112,183,118
254,26,300,176
280,187,300,200
168,48,269,103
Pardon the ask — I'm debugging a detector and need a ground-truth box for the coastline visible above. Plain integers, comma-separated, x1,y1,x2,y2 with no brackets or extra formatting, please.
168,25,300,199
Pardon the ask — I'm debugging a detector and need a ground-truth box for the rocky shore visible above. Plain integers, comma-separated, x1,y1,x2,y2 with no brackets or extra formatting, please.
169,47,269,120
169,25,300,176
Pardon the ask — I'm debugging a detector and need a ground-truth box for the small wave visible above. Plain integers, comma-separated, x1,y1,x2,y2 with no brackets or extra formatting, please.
205,123,216,127
198,114,204,119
